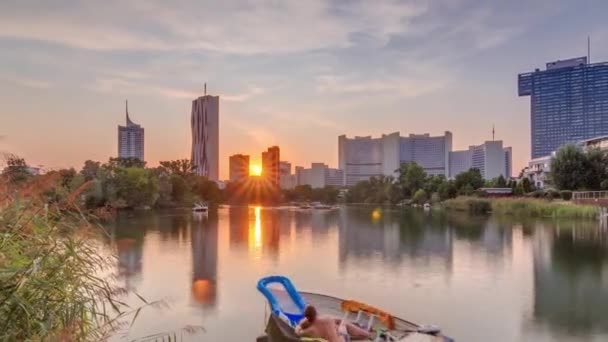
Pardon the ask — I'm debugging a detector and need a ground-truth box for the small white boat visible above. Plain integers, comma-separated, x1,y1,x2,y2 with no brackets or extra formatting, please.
192,203,208,212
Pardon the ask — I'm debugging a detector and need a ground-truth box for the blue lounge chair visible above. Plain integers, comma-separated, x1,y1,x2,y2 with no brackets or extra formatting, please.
257,276,307,326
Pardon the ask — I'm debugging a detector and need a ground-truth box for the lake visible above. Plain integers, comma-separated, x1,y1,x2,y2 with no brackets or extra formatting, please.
103,206,608,342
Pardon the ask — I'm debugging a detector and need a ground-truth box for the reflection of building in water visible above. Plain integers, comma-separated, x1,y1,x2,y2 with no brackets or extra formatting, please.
338,209,453,269
228,206,281,258
116,238,143,288
533,223,608,334
191,217,218,308
229,206,249,249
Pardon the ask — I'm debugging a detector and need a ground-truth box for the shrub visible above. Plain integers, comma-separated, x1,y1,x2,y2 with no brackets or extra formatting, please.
544,189,560,200
560,190,573,201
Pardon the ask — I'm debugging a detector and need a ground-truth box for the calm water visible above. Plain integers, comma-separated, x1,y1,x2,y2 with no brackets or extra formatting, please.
103,206,608,342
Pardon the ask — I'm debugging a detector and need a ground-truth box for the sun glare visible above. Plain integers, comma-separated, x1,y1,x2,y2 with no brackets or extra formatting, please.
250,164,262,176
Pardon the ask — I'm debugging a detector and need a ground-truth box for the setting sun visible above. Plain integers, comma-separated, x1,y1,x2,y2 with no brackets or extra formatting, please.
249,164,262,176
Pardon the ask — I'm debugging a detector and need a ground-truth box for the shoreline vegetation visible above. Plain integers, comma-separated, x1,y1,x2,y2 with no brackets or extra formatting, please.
444,197,599,219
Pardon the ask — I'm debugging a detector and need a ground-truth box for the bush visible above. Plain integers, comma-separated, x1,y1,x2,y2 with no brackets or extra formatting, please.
532,190,544,198
544,189,560,200
444,197,491,214
412,189,428,204
560,190,573,201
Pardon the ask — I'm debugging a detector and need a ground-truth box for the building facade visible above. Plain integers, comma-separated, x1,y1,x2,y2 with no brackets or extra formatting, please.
296,163,344,188
229,154,249,183
262,146,280,187
191,90,219,180
523,155,552,189
118,100,144,161
519,56,608,159
339,131,452,186
449,141,512,180
279,161,296,189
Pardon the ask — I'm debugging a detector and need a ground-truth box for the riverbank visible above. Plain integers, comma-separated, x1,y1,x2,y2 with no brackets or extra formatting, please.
444,197,599,219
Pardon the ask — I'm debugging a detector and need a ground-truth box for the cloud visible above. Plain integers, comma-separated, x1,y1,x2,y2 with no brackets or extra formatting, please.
0,0,428,54
223,87,266,102
1,76,51,89
316,72,448,98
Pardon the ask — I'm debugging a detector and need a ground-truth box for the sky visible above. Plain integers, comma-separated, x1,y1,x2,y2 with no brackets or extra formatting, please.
1,0,607,179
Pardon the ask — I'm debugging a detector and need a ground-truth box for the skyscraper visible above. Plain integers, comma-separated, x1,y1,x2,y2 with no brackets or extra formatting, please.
262,146,280,187
519,56,608,158
118,100,144,161
229,154,250,183
191,85,219,180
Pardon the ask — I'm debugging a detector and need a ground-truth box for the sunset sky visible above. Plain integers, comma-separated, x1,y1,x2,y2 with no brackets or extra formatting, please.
1,0,607,179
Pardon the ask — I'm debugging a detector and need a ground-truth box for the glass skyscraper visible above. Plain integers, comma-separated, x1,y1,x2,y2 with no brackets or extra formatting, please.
519,56,608,158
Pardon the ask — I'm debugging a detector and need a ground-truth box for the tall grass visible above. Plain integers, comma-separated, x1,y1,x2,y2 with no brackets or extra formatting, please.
490,197,598,219
444,196,598,219
0,175,156,340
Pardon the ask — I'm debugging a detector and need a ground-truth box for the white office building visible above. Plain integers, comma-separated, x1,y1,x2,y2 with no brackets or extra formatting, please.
449,141,512,180
191,86,219,180
118,100,144,161
279,161,296,189
338,132,452,186
296,163,344,188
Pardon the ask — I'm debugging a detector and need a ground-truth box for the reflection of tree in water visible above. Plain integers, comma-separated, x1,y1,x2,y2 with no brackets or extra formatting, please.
191,214,218,309
447,212,487,240
533,222,608,335
229,206,249,250
338,208,453,269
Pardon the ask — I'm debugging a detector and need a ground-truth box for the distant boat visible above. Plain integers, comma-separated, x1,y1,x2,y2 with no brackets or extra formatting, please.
192,203,208,213
423,203,431,210
313,203,333,210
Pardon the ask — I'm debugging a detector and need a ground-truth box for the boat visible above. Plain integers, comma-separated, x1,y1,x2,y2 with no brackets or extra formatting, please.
192,203,208,213
256,276,454,342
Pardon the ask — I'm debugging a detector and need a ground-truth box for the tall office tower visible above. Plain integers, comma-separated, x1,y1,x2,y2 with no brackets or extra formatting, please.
519,56,608,158
339,131,452,186
191,85,219,180
229,154,250,183
118,100,144,161
449,141,512,179
262,146,280,187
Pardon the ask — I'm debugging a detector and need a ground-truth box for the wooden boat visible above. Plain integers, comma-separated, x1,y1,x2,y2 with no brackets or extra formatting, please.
257,291,453,342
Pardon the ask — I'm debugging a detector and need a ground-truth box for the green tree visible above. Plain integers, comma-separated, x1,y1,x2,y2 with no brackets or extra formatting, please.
397,162,427,197
111,167,159,208
521,177,534,193
454,168,484,193
551,144,587,190
583,148,608,190
412,189,428,204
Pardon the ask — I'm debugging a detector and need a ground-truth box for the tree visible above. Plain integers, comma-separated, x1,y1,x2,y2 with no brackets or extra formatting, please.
583,148,608,190
80,160,101,180
2,155,30,184
551,144,587,190
111,167,159,208
107,157,146,169
397,162,427,197
159,159,195,177
454,168,484,193
521,177,534,193
412,189,428,204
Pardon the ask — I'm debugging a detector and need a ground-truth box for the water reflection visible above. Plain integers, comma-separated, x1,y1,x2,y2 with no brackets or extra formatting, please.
106,207,608,341
533,220,608,335
191,213,218,308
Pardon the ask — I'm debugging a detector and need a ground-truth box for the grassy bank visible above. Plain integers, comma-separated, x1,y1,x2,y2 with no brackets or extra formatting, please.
444,197,599,219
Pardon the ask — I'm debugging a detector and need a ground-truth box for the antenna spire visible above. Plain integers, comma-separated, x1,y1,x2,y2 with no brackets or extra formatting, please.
588,36,591,63
492,124,495,141
204,83,207,96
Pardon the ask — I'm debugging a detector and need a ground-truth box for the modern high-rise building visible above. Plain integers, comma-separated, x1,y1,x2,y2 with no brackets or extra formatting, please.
279,161,296,189
118,100,144,161
519,56,608,158
229,154,249,183
295,163,344,188
338,131,452,186
262,146,280,187
191,86,219,180
449,141,512,180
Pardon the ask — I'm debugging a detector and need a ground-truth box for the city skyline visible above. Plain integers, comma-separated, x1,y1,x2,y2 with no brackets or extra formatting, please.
1,1,608,179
